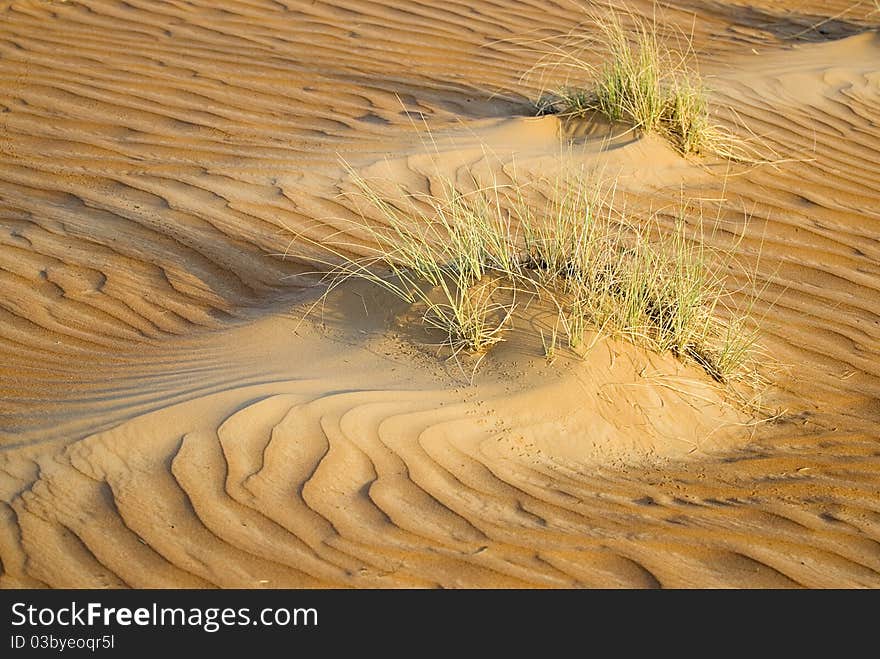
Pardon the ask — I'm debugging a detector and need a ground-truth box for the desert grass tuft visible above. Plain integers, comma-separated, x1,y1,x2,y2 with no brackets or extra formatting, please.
290,168,762,386
290,167,521,356
529,7,737,157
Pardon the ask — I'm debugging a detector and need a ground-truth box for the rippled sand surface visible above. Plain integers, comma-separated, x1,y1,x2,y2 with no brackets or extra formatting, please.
2,0,879,588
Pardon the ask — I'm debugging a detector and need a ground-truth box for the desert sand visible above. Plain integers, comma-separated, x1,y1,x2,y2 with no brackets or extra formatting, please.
1,0,879,588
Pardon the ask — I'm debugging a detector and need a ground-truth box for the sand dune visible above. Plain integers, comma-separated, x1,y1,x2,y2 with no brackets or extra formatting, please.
1,0,879,588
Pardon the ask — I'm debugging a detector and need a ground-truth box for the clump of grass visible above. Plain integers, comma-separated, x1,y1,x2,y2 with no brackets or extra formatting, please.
292,169,760,384
517,189,758,383
532,8,732,156
588,12,668,129
292,168,520,357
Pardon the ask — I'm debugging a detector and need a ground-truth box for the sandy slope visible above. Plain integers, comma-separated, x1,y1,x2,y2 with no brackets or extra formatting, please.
1,0,879,587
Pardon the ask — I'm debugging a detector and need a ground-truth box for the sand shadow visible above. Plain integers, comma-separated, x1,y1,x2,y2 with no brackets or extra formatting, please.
700,2,873,42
